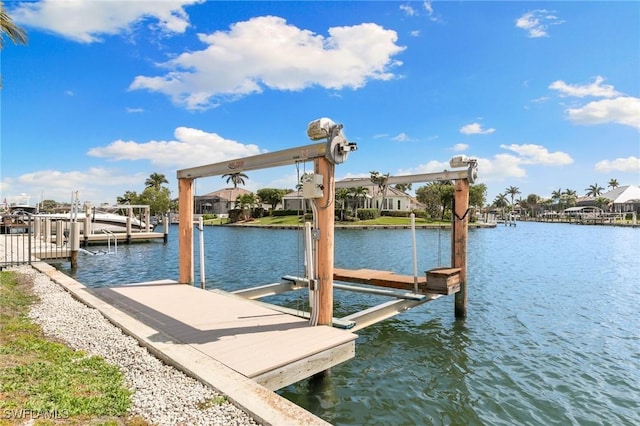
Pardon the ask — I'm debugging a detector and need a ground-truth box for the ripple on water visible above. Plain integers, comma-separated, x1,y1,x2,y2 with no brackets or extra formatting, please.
59,223,640,425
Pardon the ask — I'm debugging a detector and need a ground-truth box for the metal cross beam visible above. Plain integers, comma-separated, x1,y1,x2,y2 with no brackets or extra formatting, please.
177,141,330,180
335,169,471,189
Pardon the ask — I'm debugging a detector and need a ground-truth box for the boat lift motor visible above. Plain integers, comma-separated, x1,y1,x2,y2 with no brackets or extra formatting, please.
307,117,357,165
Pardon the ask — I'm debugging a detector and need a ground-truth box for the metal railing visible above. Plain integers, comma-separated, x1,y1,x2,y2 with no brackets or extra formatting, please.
1,214,71,269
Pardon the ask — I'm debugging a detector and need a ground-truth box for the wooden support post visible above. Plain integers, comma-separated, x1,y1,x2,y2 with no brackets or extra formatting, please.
56,221,64,248
315,156,335,326
163,214,169,244
83,211,91,236
70,222,80,269
178,177,194,284
145,207,151,232
126,211,132,244
34,217,41,239
44,219,51,243
452,179,469,318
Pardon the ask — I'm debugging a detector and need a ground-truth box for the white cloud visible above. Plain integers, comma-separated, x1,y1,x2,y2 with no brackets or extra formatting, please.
477,154,527,180
392,133,412,142
460,123,495,135
87,126,264,168
423,2,442,23
401,1,439,21
400,4,417,16
516,9,564,38
11,0,201,43
549,76,620,98
423,1,434,16
7,168,146,205
410,30,421,37
548,77,639,129
126,107,144,113
595,156,640,173
129,16,405,110
566,96,640,129
65,90,74,96
452,143,469,152
500,144,573,166
396,160,450,176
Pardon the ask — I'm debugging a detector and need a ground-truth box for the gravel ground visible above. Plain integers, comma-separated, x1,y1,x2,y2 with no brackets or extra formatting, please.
9,265,259,426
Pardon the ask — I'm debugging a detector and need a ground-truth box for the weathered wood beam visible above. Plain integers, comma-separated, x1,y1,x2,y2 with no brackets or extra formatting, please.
178,177,194,284
315,156,335,326
452,179,470,318
333,267,428,292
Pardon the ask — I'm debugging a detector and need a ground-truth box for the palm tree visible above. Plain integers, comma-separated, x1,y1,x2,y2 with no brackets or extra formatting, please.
145,172,168,190
1,2,27,89
394,183,412,193
608,179,619,190
505,186,521,212
370,171,390,214
551,188,563,211
493,193,508,218
594,197,609,211
1,2,27,49
585,183,604,197
563,189,578,208
335,188,350,220
222,172,248,189
349,187,368,217
235,193,257,220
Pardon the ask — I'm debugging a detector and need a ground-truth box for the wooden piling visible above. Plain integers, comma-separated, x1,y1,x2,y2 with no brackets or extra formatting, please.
452,179,469,318
70,222,80,268
178,177,194,284
55,221,64,248
163,214,169,244
315,156,335,326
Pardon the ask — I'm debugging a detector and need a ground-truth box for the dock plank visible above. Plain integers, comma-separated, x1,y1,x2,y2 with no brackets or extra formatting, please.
334,267,428,291
89,284,357,387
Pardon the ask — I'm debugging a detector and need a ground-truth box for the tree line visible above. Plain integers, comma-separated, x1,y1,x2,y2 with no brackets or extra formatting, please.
491,178,622,217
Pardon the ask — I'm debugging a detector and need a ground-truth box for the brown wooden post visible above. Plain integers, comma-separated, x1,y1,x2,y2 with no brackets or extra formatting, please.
452,178,470,318
315,156,335,326
178,177,194,284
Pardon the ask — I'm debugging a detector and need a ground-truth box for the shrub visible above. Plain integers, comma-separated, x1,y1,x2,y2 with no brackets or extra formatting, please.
357,209,379,220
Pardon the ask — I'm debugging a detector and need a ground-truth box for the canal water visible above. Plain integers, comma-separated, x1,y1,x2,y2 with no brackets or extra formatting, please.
57,222,640,425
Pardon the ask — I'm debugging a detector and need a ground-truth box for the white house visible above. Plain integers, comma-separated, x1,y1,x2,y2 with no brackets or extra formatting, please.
602,185,640,213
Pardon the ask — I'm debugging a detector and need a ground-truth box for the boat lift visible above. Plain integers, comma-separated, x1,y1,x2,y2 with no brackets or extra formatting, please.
176,118,477,329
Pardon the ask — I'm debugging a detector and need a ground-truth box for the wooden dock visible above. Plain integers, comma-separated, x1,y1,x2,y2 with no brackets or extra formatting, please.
334,267,427,291
80,231,165,245
88,282,357,391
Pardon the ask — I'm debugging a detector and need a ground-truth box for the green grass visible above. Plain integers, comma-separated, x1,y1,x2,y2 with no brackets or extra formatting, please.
0,271,146,426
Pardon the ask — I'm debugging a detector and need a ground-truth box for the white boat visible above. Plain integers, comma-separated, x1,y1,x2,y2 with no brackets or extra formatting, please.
36,210,150,234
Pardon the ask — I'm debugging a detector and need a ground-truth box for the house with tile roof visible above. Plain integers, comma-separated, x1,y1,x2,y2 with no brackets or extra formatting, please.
282,179,423,214
194,187,252,215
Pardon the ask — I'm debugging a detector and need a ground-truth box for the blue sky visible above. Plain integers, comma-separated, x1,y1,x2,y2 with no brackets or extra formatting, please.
1,1,639,207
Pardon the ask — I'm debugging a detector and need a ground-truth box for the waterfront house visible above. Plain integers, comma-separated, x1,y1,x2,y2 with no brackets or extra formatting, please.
281,180,419,214
194,187,252,215
576,185,640,213
602,185,640,213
